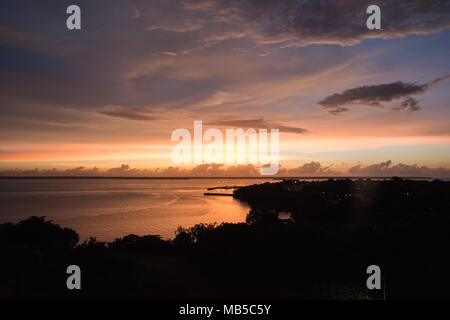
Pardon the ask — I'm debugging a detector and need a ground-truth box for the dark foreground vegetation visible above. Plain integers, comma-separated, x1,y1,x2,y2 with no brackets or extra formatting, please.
1,178,449,299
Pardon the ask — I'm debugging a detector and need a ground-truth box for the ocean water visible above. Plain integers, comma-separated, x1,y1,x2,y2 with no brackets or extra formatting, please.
0,178,271,241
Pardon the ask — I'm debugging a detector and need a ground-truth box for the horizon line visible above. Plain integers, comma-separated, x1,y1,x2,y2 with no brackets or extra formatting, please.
0,176,439,180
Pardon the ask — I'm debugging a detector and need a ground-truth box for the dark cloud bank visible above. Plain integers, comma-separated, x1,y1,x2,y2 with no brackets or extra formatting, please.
1,161,449,178
187,0,450,46
318,75,450,115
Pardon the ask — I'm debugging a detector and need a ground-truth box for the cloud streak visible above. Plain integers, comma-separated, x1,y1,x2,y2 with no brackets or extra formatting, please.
206,117,308,134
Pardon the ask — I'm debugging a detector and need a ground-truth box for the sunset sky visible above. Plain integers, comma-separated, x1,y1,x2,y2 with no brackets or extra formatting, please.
1,0,449,177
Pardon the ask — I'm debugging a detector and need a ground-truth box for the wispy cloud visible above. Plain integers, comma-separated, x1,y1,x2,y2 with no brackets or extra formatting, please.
97,106,154,121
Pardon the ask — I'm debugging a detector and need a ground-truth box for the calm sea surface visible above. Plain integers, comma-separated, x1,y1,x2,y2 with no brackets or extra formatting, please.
0,178,271,241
